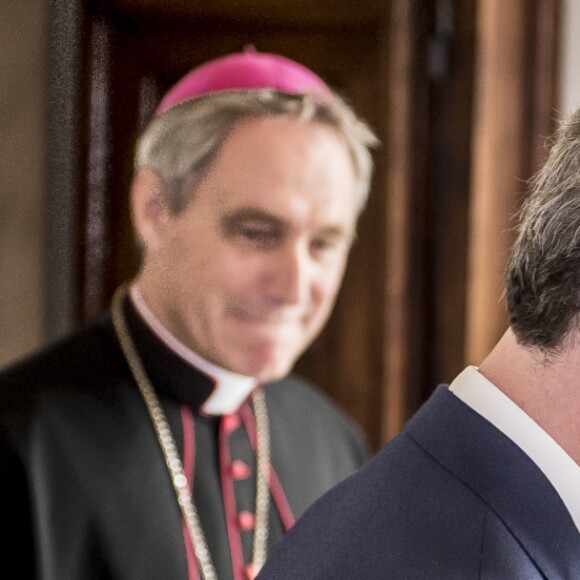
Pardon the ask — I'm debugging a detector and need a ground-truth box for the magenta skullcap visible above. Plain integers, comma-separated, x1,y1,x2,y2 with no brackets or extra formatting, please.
156,48,331,115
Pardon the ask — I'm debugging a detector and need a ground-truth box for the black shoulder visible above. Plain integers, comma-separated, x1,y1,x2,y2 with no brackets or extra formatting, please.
264,374,370,457
0,312,123,407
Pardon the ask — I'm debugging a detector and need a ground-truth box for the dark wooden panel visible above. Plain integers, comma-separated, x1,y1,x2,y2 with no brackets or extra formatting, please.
92,0,384,26
379,0,426,442
46,0,86,340
530,0,561,172
428,0,476,389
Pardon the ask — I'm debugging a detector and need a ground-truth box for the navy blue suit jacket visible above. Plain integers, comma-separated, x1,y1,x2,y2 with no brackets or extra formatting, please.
258,386,580,579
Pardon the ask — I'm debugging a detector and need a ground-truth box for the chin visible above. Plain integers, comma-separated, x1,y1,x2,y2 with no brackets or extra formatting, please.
248,358,295,384
225,340,299,382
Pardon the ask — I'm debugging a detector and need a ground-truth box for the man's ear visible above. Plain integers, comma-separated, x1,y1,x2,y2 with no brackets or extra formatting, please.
130,169,171,252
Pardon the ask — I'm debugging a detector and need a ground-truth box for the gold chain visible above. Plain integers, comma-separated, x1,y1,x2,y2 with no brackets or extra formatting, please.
111,286,270,580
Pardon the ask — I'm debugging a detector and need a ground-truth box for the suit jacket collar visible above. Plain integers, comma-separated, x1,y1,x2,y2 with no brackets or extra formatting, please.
406,385,580,579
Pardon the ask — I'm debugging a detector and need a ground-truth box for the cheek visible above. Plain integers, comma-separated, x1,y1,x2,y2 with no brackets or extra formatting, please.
322,253,349,291
313,267,346,311
211,252,258,296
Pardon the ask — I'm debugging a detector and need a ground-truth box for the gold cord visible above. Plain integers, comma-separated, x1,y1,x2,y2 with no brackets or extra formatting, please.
111,286,270,580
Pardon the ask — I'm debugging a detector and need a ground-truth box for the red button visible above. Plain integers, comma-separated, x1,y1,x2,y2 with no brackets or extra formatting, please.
244,563,259,579
221,413,240,433
237,511,255,531
230,460,251,480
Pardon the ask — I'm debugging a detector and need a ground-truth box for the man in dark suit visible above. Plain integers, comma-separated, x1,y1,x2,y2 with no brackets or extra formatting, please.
0,50,378,580
257,108,580,579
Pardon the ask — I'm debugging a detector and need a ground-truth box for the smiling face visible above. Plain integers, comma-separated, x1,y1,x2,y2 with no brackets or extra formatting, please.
133,115,358,382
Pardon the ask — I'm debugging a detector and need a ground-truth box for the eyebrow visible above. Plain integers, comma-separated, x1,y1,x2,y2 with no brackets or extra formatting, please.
220,206,352,240
221,207,289,232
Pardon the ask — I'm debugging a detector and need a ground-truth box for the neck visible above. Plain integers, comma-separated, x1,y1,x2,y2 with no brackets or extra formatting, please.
478,328,580,465
125,282,257,415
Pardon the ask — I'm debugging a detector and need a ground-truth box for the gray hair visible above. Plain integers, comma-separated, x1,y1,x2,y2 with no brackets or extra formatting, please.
506,107,580,351
134,89,378,214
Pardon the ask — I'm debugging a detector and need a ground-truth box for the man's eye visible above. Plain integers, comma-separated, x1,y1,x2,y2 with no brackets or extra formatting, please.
236,226,281,249
241,227,270,241
311,237,339,253
311,239,330,251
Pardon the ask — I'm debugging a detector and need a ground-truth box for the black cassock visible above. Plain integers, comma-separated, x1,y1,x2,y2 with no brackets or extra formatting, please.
0,296,368,580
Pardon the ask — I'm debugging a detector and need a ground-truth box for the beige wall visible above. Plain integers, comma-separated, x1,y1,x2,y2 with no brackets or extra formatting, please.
0,0,48,368
560,0,580,118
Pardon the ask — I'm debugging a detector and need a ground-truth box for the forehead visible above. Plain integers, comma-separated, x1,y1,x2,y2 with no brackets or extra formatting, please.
194,115,358,221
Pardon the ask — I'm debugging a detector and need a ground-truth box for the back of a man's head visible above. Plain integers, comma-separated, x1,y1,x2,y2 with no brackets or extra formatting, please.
506,107,580,353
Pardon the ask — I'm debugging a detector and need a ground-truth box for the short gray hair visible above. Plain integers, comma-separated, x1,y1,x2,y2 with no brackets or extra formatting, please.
506,107,580,352
135,89,378,214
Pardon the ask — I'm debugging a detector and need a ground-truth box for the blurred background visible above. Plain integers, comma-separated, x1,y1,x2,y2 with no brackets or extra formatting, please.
1,0,578,451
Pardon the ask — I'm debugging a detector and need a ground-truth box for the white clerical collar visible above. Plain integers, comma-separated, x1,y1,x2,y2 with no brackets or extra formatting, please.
449,365,580,534
128,284,257,415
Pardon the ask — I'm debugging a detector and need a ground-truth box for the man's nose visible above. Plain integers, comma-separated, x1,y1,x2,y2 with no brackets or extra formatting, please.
266,244,311,305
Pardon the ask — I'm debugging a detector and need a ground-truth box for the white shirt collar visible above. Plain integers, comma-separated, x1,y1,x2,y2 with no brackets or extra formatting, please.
128,284,257,415
449,365,580,533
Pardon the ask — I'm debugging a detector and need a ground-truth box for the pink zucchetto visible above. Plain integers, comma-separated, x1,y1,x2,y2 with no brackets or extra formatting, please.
155,47,331,115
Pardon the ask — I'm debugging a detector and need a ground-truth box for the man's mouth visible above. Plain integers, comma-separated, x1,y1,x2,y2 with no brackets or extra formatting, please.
229,306,306,326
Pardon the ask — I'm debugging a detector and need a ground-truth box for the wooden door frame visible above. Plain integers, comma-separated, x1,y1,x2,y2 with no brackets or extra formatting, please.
46,0,86,341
